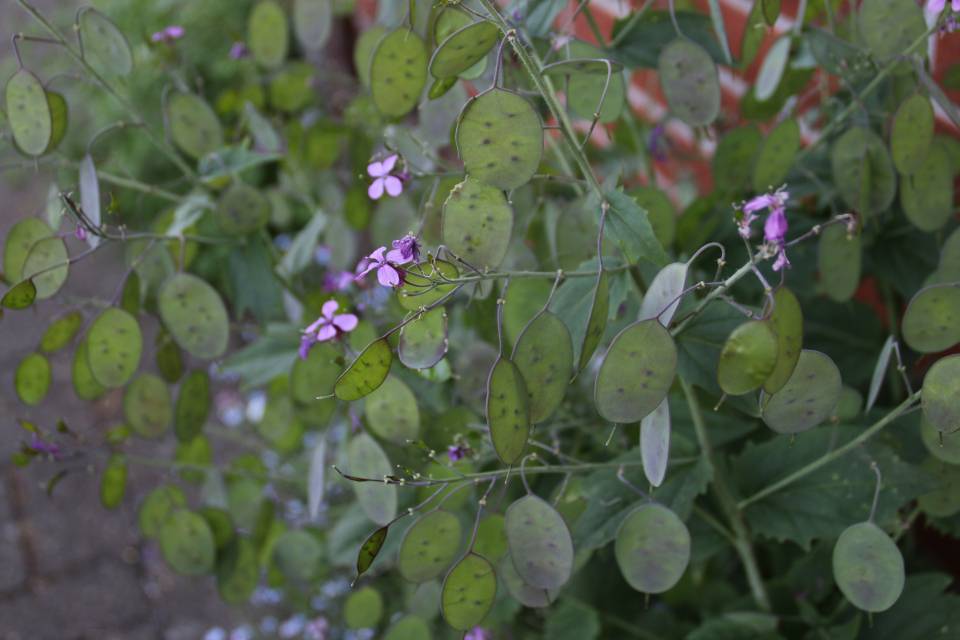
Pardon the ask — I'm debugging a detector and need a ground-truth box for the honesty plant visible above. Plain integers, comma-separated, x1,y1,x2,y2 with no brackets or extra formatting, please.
3,0,960,638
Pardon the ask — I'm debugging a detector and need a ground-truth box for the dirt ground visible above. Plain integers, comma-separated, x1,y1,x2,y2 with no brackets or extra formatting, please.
1,2,245,638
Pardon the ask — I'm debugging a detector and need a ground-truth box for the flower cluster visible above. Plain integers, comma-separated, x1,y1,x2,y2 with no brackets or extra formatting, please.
738,186,791,271
928,0,960,14
355,234,421,288
151,25,184,44
298,299,358,359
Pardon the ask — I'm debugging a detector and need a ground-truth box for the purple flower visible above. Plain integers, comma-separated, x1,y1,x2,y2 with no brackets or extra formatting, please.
647,123,668,162
323,270,354,293
738,186,789,239
367,154,404,200
299,300,358,359
763,207,788,245
465,627,492,640
28,434,61,459
229,41,249,59
928,0,960,13
151,25,184,43
447,443,469,462
74,226,87,241
387,234,420,264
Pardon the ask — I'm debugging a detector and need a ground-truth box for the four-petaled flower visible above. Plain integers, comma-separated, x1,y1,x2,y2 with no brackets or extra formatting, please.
151,25,184,43
299,300,358,359
447,443,470,462
367,154,406,200
355,235,420,288
928,0,960,14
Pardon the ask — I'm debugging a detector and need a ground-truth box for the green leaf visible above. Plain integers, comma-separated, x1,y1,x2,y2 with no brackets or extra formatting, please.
277,211,327,278
603,187,669,267
221,324,299,389
865,573,960,640
226,237,285,324
544,599,601,640
610,11,726,68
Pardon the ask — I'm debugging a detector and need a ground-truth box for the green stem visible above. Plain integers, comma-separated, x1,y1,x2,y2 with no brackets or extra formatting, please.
738,391,922,509
94,169,183,203
670,256,760,337
435,263,632,285
681,378,772,612
16,0,198,181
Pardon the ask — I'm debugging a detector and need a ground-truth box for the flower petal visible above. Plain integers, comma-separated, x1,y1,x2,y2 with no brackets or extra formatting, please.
928,0,946,12
333,313,359,332
321,299,339,319
367,161,386,177
316,324,338,342
377,264,401,287
304,316,326,334
299,334,317,360
385,248,406,264
368,177,385,200
381,154,398,174
384,176,403,197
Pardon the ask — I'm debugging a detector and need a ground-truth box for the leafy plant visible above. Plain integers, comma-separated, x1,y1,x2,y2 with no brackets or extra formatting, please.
3,0,960,638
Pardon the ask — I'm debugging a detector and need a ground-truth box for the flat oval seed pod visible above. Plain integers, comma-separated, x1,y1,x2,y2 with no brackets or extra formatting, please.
216,537,258,604
639,262,688,326
40,311,83,353
500,554,555,608
763,287,803,394
441,553,497,631
754,36,790,102
752,119,800,193
1,280,36,310
713,125,762,193
293,0,332,51
641,397,671,487
658,39,720,127
124,373,172,438
858,0,925,61
273,530,322,581
87,308,142,388
72,338,105,400
818,224,861,303
175,370,210,443
344,586,384,629
564,42,626,124
347,433,397,525
248,1,289,69
5,69,52,156
595,319,677,424
918,458,960,517
398,510,463,583
384,615,430,640
922,418,960,464
891,94,934,174
16,353,51,406
921,354,960,434
79,154,101,247
356,525,389,580
866,336,895,415
902,283,960,353
139,485,187,539
398,260,459,311
456,88,544,190
762,349,842,434
513,311,573,423
717,320,778,396
21,236,68,299
831,126,895,217
442,177,513,270
371,28,428,118
474,514,508,563
165,92,224,160
429,20,499,79
400,306,448,369
832,521,905,612
78,8,133,76
99,454,127,509
4,218,52,283
216,182,271,235
44,91,68,153
159,510,216,576
578,270,610,372
365,375,420,444
335,338,392,401
291,341,338,425
505,495,573,590
901,140,953,232
615,502,691,594
157,273,230,360
486,357,531,464
935,226,960,284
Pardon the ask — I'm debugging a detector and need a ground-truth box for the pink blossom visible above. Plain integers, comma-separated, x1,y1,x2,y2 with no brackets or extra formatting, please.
386,234,420,264
763,208,788,246
229,41,249,59
447,443,469,462
465,627,492,640
928,0,960,13
28,434,61,459
737,186,789,239
355,247,403,287
367,154,404,200
299,300,358,359
74,226,87,241
151,25,184,43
